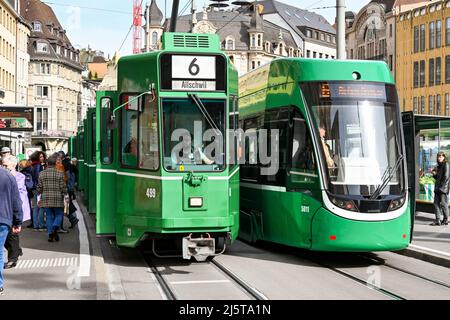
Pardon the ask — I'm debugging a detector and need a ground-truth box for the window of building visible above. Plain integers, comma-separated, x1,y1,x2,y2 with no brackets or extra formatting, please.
350,49,354,59
389,24,393,38
421,96,425,113
257,34,262,47
429,21,435,49
36,42,48,53
447,18,450,45
446,93,449,116
36,107,48,131
420,24,426,51
429,95,434,114
420,60,425,87
36,85,49,98
226,37,235,50
436,57,441,84
152,31,158,45
413,61,419,88
446,55,450,83
306,50,310,58
332,36,336,43
413,97,418,113
313,51,317,58
56,45,61,54
32,21,42,32
437,94,441,115
251,35,256,48
252,61,256,69
325,54,329,59
429,58,435,86
306,29,312,38
319,53,323,59
327,34,331,42
265,41,271,52
320,33,325,41
40,63,50,75
414,26,419,52
437,20,442,47
389,55,393,71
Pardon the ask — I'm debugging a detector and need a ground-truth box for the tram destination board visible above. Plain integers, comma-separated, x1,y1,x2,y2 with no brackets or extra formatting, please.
0,106,34,131
160,53,226,92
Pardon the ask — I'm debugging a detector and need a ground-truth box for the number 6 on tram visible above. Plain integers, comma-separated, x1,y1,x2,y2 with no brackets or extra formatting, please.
238,59,412,251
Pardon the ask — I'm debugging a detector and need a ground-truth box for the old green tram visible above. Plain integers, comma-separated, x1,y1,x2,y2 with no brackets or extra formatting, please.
238,58,412,251
92,33,239,260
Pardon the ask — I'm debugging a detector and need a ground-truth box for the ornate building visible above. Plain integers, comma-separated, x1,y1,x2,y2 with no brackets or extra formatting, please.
20,0,83,153
345,0,396,75
148,0,336,76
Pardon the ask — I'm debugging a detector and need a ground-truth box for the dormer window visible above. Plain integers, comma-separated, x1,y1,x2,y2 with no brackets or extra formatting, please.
152,31,158,45
288,47,294,57
32,22,42,32
306,29,312,38
225,36,235,50
265,41,271,53
36,42,49,53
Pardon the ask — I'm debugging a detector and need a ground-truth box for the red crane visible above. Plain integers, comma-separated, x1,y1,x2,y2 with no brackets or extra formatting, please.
133,0,142,54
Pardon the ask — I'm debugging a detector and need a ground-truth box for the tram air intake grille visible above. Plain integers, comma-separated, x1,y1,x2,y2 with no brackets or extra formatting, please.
173,35,210,48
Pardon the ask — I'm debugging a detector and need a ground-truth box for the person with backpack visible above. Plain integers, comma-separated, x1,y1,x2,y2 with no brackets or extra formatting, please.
2,155,30,269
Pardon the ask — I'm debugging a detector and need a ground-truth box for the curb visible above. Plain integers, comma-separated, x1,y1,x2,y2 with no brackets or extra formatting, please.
395,246,450,269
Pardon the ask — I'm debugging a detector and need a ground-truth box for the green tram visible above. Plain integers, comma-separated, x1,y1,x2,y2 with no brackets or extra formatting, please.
238,58,412,252
76,33,240,261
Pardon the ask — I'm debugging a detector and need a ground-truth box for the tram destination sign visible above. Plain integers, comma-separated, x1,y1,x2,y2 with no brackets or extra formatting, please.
160,53,226,92
0,106,34,131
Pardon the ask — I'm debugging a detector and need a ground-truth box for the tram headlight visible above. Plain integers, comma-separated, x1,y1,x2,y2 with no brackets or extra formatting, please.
330,196,358,212
388,195,406,211
189,197,203,207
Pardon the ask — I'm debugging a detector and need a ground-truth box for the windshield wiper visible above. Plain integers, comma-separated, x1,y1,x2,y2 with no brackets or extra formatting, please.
188,94,221,135
370,155,404,200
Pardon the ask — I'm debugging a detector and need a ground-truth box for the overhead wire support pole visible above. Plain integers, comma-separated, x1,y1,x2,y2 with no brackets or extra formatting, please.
170,0,180,32
336,0,346,60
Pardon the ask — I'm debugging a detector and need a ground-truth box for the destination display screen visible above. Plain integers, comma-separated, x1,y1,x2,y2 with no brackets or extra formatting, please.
319,82,387,100
0,107,34,131
160,53,226,92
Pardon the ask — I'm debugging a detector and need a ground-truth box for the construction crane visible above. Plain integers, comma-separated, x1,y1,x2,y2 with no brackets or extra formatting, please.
133,0,142,54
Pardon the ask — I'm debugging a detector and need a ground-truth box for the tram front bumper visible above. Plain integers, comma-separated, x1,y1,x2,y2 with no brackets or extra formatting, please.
310,207,411,252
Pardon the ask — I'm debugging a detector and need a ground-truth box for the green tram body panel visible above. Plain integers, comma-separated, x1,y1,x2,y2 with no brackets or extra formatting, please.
83,108,96,213
239,58,411,252
92,33,239,248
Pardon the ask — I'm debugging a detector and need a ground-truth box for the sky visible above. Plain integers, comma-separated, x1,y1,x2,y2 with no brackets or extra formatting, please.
48,0,370,57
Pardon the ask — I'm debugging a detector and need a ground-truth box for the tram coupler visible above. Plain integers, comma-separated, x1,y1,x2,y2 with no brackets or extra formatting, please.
182,235,215,262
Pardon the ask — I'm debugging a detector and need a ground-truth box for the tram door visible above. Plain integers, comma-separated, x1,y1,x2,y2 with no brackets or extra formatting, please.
401,111,418,242
96,92,117,236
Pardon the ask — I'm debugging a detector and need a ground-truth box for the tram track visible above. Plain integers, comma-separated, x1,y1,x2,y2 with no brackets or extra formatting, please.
141,250,267,300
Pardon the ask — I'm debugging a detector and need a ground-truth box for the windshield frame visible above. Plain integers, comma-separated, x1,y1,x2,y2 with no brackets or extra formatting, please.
161,97,228,173
300,80,406,198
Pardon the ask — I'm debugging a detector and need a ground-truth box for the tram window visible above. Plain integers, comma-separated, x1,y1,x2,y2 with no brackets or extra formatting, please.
100,97,113,164
139,94,159,170
261,109,289,186
121,95,140,168
79,133,84,158
291,113,316,173
241,117,261,181
91,113,96,163
229,95,238,168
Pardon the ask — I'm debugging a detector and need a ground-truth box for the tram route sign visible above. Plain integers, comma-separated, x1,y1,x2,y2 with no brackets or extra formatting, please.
160,53,227,92
0,106,34,131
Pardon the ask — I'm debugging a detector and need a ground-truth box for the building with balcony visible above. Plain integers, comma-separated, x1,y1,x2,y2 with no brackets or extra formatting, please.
20,0,83,153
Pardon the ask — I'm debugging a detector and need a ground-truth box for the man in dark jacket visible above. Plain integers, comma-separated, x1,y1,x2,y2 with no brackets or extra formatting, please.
0,167,23,294
431,151,450,226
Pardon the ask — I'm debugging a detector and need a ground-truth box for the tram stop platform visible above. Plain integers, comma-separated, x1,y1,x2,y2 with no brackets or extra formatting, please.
398,211,450,268
0,199,110,299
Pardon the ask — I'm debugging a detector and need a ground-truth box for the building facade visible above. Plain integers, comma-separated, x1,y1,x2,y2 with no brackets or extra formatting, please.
0,0,30,155
20,0,83,153
345,0,396,75
396,0,450,115
157,0,336,76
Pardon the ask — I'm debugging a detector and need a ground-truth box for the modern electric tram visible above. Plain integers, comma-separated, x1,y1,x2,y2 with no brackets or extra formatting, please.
238,58,412,251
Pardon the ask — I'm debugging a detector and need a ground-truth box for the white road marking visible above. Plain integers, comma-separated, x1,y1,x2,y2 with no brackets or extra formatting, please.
73,200,91,277
170,280,231,285
409,244,450,258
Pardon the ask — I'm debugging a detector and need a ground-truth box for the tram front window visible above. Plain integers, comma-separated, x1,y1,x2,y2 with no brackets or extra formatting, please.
162,98,226,172
301,81,405,197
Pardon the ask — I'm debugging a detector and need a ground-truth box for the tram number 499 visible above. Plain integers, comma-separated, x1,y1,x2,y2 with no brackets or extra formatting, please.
146,188,156,199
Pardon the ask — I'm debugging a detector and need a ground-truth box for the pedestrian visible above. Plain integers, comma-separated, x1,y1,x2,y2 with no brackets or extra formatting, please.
55,152,70,233
0,166,23,294
431,151,450,226
1,146,11,160
36,154,66,242
2,155,31,269
71,158,79,190
19,160,34,228
30,151,46,231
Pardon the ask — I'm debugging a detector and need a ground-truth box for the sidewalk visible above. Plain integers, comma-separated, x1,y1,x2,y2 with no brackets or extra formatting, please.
397,211,450,268
0,200,110,299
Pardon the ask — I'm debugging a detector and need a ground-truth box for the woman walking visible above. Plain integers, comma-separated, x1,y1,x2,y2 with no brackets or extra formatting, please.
431,151,450,226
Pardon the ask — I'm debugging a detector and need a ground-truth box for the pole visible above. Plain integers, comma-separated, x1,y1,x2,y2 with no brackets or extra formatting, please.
336,0,346,60
169,0,180,32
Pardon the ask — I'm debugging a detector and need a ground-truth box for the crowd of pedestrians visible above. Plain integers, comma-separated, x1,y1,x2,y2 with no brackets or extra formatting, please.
0,147,79,295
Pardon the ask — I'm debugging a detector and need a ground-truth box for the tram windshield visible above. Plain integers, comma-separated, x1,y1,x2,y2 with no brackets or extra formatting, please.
301,81,405,197
162,98,226,172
